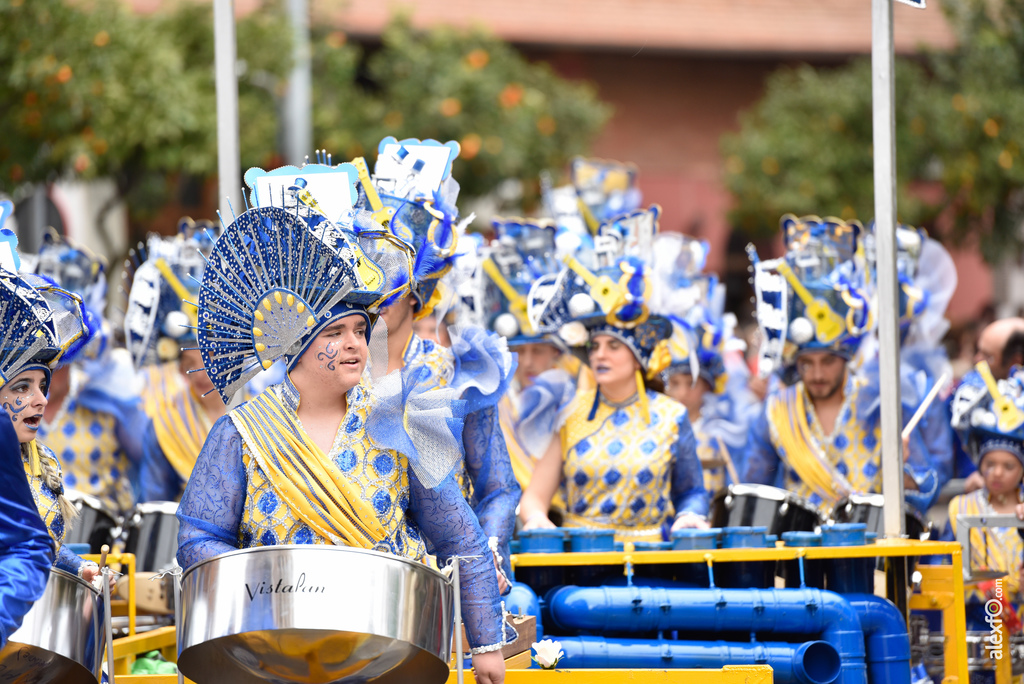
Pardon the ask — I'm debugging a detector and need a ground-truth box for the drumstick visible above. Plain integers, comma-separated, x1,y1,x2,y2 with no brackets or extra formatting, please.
716,438,741,486
98,544,109,570
901,372,949,441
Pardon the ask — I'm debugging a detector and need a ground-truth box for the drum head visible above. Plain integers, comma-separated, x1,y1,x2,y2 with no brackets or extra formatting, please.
179,629,448,684
0,642,99,684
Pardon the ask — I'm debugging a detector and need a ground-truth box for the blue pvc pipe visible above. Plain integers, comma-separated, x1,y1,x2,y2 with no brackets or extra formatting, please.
546,585,866,684
846,594,911,684
557,636,842,684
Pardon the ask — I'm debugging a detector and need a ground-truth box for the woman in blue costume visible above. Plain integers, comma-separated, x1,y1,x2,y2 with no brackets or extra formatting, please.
517,211,709,540
351,137,520,590
741,215,939,514
124,219,237,502
943,363,1024,634
30,230,146,515
0,209,55,647
176,204,511,683
0,406,53,648
0,267,109,587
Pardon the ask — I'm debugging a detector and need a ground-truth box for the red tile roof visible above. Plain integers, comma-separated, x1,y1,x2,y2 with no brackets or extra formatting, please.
315,0,955,55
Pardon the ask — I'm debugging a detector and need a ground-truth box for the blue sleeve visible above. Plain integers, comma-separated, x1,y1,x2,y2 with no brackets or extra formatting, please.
0,410,54,647
671,413,709,518
176,416,246,570
54,544,85,576
462,405,519,585
114,399,147,466
903,421,940,513
953,430,977,478
139,420,183,503
407,469,510,652
742,407,781,485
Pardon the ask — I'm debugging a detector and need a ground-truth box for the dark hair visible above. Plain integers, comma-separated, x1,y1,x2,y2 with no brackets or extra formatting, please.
644,373,665,394
1003,329,1024,370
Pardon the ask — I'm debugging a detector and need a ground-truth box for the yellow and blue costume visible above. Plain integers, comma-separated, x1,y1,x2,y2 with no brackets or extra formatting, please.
22,442,86,576
560,387,705,538
123,221,230,502
176,196,511,653
353,138,521,583
30,231,145,514
524,204,710,537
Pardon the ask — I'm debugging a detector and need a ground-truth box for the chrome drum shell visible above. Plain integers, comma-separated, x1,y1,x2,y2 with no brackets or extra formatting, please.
0,567,103,684
178,545,455,684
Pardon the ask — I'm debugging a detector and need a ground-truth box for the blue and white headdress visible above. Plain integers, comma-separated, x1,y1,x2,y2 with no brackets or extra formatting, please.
749,214,871,375
122,217,216,368
29,228,107,315
0,266,89,390
479,217,569,346
951,363,1024,468
353,137,465,320
196,205,384,403
571,157,642,229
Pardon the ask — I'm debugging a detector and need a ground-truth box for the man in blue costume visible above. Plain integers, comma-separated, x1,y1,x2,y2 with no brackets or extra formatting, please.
742,215,939,515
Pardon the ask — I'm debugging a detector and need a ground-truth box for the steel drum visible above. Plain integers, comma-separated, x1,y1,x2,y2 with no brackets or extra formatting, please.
0,567,104,684
830,494,931,540
122,501,180,572
64,489,119,554
178,545,455,684
711,483,823,536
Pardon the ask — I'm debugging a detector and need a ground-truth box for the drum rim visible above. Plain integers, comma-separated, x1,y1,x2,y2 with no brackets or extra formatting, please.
831,495,931,526
717,483,821,516
128,501,180,516
181,544,451,584
48,565,101,596
64,488,110,513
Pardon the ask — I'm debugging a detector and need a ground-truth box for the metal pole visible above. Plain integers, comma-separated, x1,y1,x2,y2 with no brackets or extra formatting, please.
283,0,313,166
452,559,465,684
214,0,242,222
872,0,905,540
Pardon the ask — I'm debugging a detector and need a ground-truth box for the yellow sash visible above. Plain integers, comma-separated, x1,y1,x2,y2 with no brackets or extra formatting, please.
231,389,387,549
767,385,852,506
144,365,210,482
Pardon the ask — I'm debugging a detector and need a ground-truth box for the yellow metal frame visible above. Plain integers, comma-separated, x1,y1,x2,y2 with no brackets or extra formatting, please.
513,538,969,683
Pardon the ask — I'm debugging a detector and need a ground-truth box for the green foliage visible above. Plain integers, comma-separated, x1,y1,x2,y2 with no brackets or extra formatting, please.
313,19,612,203
721,0,1024,261
0,0,292,217
0,4,609,219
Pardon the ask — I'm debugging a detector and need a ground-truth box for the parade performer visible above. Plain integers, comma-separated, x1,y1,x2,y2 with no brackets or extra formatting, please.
473,217,588,510
945,363,1024,630
175,201,511,681
742,215,938,513
351,137,519,588
0,265,107,586
28,231,146,514
651,231,758,494
518,205,709,539
0,209,55,648
123,218,232,502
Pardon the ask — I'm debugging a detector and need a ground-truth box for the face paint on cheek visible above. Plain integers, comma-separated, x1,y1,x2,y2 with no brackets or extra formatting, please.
1,393,29,421
316,341,339,371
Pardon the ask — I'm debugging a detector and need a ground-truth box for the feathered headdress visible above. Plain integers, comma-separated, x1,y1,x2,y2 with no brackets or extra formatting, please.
750,214,871,375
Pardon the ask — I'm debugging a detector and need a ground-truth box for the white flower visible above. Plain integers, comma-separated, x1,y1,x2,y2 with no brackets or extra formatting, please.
558,321,589,347
532,639,564,670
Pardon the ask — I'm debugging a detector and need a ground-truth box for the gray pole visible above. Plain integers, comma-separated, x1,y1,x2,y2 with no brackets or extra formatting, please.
214,0,242,223
283,0,313,166
871,0,906,539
